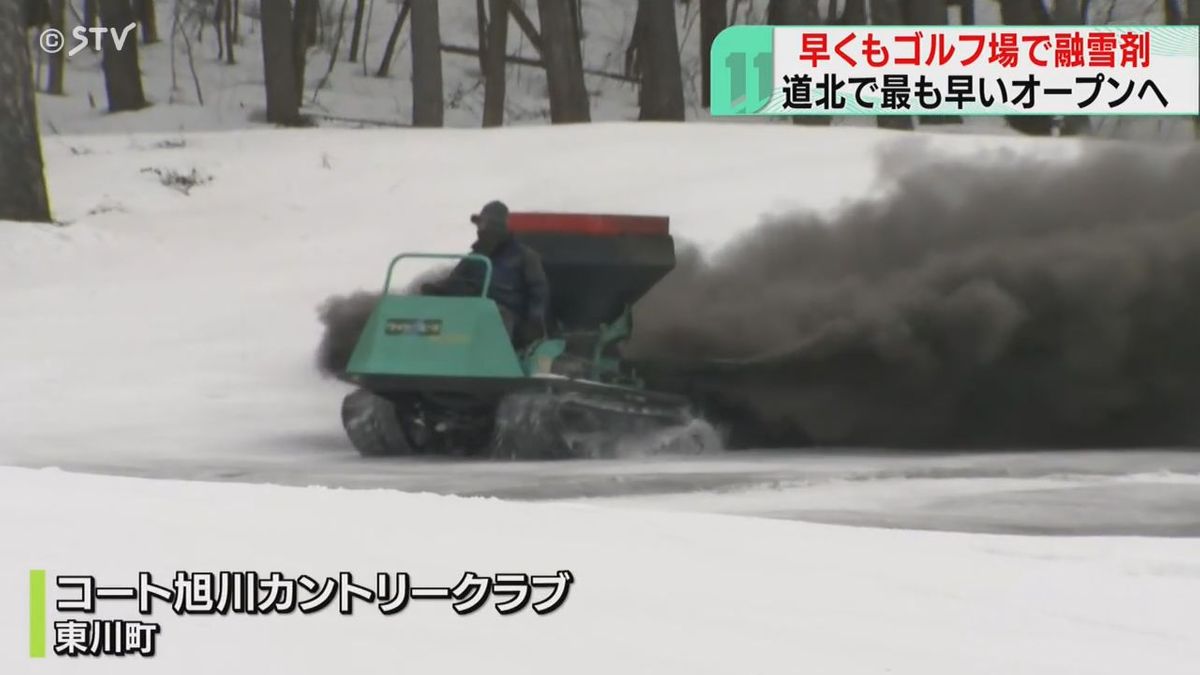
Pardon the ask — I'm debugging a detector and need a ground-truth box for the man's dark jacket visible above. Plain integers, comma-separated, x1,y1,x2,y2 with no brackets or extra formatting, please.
425,228,550,335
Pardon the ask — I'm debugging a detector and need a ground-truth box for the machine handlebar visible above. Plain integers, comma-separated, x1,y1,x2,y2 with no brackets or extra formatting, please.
383,253,494,297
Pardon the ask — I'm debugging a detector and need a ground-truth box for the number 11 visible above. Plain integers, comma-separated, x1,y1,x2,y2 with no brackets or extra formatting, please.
724,50,772,113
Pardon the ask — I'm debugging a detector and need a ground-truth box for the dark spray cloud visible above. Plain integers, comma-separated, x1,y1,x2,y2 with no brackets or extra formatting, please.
314,265,451,377
627,142,1200,449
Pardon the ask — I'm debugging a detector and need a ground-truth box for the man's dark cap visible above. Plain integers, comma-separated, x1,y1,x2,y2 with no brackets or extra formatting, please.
471,200,509,228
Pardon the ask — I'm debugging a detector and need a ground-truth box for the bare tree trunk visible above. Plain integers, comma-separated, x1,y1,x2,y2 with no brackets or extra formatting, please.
729,0,748,22
838,0,865,22
625,0,645,77
24,0,51,25
700,0,726,109
234,0,240,41
313,0,349,102
960,0,976,23
410,0,443,127
144,0,158,42
133,0,158,43
1052,0,1080,21
315,0,325,44
904,0,947,21
46,0,65,94
1164,0,1183,23
999,0,1051,24
0,0,52,222
214,0,225,59
359,0,374,74
349,0,366,61
375,0,410,77
482,0,508,126
537,0,590,122
506,0,543,54
169,0,180,98
635,0,684,120
292,0,316,106
97,0,147,112
261,0,301,124
475,0,488,74
306,0,318,45
224,0,236,63
179,13,205,104
768,0,819,22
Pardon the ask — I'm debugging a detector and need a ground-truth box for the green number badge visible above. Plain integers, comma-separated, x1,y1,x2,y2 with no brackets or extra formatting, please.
711,26,775,115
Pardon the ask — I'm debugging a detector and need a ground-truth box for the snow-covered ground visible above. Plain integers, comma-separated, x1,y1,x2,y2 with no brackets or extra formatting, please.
3,465,1200,674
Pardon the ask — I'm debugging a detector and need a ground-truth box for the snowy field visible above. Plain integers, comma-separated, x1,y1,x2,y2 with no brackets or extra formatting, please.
2,465,1200,674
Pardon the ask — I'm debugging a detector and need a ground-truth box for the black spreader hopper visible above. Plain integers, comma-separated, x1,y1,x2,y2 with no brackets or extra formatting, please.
507,212,676,331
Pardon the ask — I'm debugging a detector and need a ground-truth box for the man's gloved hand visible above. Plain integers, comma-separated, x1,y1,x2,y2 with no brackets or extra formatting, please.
516,318,547,345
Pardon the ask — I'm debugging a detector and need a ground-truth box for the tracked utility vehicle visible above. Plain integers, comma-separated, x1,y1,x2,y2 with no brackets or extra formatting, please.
338,212,718,459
